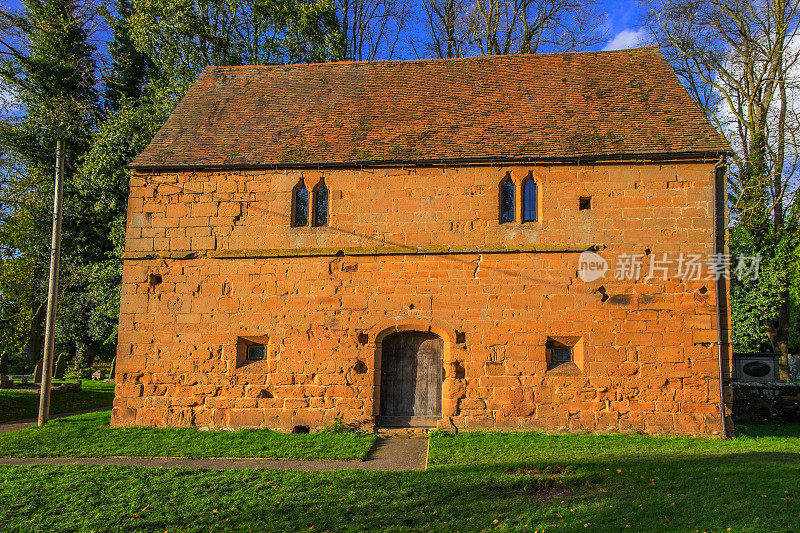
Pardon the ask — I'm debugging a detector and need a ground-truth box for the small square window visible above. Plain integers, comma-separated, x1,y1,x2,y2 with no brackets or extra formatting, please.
551,347,573,362
579,196,592,210
546,336,583,372
246,344,266,361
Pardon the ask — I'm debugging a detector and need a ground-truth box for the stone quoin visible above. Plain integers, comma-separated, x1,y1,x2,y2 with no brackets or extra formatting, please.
113,47,733,434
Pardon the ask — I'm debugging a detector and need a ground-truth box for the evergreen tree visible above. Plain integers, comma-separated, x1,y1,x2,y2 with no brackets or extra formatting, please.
69,0,346,368
0,0,347,373
103,0,153,112
0,0,99,369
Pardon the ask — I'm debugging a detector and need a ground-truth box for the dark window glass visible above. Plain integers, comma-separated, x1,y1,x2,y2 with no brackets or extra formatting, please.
579,196,591,210
313,183,329,227
500,178,515,223
247,345,266,361
294,184,309,226
523,179,537,222
551,347,572,362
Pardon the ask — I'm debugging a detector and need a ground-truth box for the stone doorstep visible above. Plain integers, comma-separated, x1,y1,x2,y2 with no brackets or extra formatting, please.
376,427,431,437
376,415,440,436
378,415,440,428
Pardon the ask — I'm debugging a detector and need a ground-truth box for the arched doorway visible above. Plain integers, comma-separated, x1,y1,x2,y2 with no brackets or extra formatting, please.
379,331,443,427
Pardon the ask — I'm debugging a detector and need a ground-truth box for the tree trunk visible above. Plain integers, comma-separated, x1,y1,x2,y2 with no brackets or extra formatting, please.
74,342,96,371
767,298,791,380
26,302,46,367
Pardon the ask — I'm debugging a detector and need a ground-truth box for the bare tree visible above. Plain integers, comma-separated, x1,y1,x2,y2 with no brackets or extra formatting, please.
420,0,471,58
648,0,800,377
337,0,412,61
417,0,606,59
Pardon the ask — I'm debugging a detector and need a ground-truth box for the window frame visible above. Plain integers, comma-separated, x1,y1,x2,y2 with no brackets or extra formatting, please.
246,344,267,361
292,180,310,227
545,336,584,372
522,176,538,222
499,175,515,224
551,346,573,363
312,180,329,227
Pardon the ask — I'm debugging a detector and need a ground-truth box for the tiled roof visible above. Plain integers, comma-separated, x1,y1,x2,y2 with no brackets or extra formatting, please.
130,47,729,169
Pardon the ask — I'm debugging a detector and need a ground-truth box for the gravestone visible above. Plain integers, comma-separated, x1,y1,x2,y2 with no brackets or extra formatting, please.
0,374,11,389
91,369,105,380
54,354,66,379
65,380,82,392
33,359,43,384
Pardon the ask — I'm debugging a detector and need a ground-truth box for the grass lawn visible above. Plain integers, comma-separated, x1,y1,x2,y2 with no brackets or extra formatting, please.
426,423,800,465
1,424,799,531
0,380,115,423
0,411,376,460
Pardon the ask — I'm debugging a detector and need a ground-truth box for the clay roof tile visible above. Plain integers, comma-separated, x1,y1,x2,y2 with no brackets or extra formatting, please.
130,47,729,169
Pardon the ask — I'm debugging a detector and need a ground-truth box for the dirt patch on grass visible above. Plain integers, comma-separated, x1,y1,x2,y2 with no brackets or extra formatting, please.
527,486,574,501
504,467,578,501
505,466,571,477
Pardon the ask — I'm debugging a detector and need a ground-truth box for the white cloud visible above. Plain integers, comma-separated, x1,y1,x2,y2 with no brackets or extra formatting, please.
604,28,647,51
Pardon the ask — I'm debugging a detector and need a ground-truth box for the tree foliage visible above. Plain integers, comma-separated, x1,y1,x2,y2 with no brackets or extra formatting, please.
0,0,100,370
129,0,344,91
729,221,800,353
0,0,346,374
648,0,800,375
103,0,154,112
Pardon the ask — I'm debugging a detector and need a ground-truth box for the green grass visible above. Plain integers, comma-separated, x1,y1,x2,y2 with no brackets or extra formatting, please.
426,425,800,465
0,380,114,423
1,442,799,532
0,411,376,460
734,421,800,438
1,424,799,531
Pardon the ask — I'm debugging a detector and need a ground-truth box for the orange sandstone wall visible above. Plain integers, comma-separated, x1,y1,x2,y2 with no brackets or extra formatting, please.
113,162,729,434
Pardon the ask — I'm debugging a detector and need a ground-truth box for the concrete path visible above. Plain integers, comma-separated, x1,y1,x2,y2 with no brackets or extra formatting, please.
0,436,429,472
0,407,111,435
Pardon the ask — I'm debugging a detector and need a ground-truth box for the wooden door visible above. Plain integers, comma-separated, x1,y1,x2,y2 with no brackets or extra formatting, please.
380,331,443,426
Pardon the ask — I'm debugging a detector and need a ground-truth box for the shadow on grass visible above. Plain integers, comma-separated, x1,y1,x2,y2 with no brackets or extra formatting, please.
2,451,799,531
733,420,800,438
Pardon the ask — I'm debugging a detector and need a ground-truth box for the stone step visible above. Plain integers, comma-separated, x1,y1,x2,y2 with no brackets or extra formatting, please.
375,427,432,437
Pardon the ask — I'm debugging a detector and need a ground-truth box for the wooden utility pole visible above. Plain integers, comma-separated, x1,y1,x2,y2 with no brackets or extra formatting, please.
38,140,64,426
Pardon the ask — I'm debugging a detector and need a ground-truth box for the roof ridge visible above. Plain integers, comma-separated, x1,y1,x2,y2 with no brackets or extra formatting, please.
205,47,662,71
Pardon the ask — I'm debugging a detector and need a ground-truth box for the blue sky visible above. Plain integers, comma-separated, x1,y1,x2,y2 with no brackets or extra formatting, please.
1,0,648,107
4,0,648,53
599,0,648,51
0,0,648,110
602,0,646,35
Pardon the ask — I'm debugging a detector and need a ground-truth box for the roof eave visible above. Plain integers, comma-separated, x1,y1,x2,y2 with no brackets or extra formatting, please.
127,150,732,172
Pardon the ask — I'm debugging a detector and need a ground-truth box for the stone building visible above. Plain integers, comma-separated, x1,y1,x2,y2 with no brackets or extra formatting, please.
113,47,732,435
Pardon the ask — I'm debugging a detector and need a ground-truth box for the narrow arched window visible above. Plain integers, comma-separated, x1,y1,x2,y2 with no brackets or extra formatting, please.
523,178,537,222
312,180,329,227
499,176,515,223
293,181,309,227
